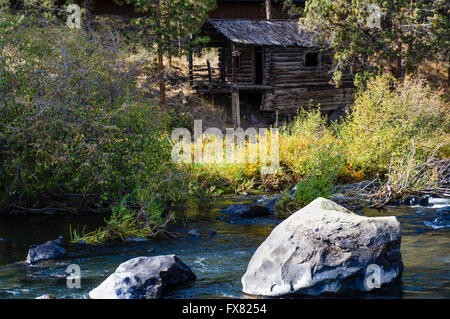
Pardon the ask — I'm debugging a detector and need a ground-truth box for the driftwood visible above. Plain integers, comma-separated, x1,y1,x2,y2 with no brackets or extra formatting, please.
367,146,449,208
7,204,71,215
330,153,449,210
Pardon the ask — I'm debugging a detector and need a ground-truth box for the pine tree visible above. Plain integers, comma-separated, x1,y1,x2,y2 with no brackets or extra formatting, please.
301,0,449,86
124,0,217,106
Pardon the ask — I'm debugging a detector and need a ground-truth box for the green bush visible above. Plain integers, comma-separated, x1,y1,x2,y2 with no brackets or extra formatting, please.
339,74,449,175
274,108,346,217
279,108,346,179
275,174,335,218
275,74,449,217
0,11,189,242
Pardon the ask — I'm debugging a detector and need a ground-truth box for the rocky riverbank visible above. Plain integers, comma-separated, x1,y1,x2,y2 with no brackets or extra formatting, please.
0,194,448,299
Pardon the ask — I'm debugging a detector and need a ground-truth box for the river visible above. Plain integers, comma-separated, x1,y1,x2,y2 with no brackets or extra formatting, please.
0,196,448,299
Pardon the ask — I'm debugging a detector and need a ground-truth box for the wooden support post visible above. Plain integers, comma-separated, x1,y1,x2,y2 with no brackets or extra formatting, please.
232,91,240,128
232,44,237,85
207,60,212,86
275,108,278,128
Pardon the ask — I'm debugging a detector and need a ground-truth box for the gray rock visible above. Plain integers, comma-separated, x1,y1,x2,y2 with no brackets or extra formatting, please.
241,197,403,297
221,203,270,218
255,194,281,214
221,204,249,216
26,236,66,265
89,255,196,299
188,229,201,237
178,91,188,105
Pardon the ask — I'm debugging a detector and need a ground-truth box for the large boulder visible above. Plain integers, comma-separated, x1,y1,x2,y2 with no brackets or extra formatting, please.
26,236,66,265
89,255,196,299
241,197,403,297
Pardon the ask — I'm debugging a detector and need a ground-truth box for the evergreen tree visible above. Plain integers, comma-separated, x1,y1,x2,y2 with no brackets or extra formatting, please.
301,0,449,86
124,0,217,106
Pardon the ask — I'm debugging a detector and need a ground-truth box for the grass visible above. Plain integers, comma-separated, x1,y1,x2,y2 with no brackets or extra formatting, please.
69,195,175,245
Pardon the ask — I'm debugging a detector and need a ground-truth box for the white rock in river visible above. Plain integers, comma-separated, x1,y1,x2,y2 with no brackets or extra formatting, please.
241,197,403,296
89,255,195,299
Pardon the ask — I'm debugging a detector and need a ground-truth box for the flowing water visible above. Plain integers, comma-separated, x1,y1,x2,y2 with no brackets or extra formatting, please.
0,196,448,299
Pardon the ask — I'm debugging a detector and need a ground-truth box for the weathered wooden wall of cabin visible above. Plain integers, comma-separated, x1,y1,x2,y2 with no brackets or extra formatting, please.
219,45,256,85
261,47,353,113
236,47,254,84
217,44,353,114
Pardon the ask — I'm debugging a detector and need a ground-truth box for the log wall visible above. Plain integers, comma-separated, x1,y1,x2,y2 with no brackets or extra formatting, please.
261,46,354,113
219,45,255,84
216,44,354,114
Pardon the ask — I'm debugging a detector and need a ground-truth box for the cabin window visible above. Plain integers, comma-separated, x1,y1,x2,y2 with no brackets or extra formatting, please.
304,52,319,67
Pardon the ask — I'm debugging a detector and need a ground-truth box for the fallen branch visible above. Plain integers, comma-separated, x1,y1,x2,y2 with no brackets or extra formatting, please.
7,204,70,215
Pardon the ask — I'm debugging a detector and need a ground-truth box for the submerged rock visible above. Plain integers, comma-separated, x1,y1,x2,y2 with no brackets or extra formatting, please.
89,255,196,299
255,195,280,215
221,203,270,218
187,228,216,237
241,197,403,297
26,236,66,265
188,229,201,237
401,195,430,206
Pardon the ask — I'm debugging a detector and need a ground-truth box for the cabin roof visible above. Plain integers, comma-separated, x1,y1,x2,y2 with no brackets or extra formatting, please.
206,19,316,47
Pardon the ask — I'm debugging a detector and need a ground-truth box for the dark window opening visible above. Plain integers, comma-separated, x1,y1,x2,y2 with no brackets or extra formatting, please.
305,52,319,67
254,47,263,84
236,55,241,70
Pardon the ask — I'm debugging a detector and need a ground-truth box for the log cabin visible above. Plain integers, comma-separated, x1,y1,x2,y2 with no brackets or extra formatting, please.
189,19,354,126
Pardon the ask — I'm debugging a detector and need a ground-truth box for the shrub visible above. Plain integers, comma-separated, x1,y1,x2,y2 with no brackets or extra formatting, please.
275,174,335,218
279,108,346,180
0,11,189,242
339,74,449,175
275,109,345,217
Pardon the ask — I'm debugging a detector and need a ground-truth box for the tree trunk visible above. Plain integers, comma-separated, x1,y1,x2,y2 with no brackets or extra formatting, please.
265,0,272,20
391,56,402,79
156,0,166,107
447,65,449,87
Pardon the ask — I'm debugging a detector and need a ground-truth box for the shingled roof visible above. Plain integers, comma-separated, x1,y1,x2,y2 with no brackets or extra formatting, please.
206,19,317,47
